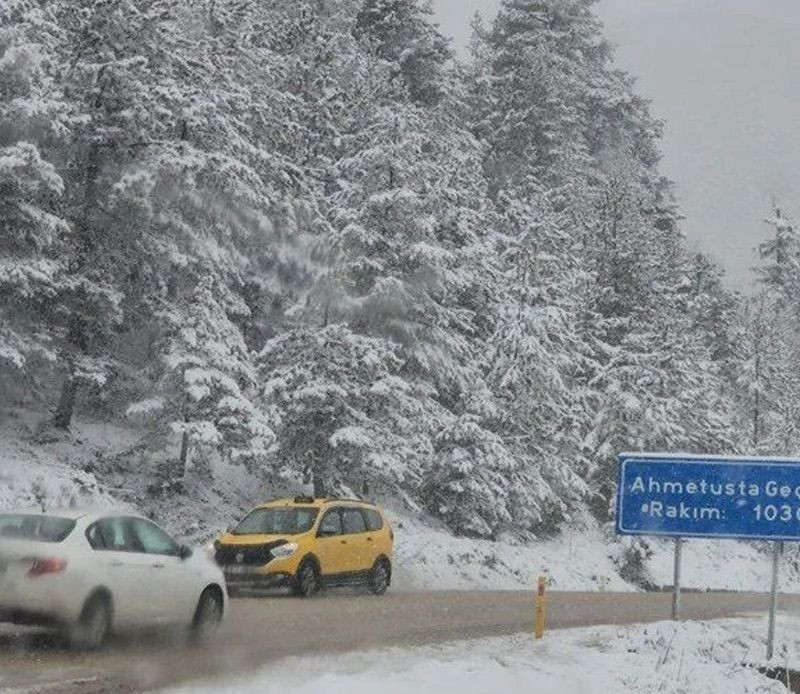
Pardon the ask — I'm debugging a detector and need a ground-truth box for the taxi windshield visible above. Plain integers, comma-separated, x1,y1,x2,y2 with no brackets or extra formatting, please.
232,507,318,535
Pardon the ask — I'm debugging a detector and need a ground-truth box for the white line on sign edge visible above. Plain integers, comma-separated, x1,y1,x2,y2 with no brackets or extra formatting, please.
619,452,800,464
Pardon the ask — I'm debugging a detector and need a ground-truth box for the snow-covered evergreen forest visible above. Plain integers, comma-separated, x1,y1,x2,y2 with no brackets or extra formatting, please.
3,0,800,540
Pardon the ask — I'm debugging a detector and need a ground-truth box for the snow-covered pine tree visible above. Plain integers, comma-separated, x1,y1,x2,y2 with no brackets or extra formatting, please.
240,1,527,536
475,0,607,199
733,206,800,456
257,324,434,498
758,205,800,307
576,160,694,515
466,0,601,529
733,293,797,454
109,0,326,475
326,57,526,535
354,0,451,106
128,279,274,478
37,0,195,428
0,2,70,373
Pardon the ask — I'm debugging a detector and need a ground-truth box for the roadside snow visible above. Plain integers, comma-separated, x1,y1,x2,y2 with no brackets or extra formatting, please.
0,411,131,511
392,509,800,594
0,411,276,543
161,617,799,694
391,510,630,591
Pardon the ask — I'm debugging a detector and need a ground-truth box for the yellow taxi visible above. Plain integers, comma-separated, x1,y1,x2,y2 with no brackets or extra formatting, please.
213,496,394,597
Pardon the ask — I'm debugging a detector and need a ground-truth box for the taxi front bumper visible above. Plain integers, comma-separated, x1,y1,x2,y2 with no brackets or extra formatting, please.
223,567,293,592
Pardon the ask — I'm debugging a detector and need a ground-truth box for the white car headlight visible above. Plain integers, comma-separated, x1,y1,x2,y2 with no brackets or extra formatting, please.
271,542,298,559
203,540,218,558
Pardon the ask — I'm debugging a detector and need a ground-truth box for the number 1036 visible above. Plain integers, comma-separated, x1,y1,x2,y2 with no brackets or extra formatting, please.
754,504,800,522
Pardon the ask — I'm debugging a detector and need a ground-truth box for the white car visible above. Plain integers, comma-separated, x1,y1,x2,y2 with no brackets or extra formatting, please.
0,509,227,649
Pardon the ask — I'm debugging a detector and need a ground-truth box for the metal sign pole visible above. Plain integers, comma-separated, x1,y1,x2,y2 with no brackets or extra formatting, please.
671,538,682,621
766,541,783,660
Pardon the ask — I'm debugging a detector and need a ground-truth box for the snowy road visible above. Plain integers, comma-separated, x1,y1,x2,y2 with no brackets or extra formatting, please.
0,590,797,693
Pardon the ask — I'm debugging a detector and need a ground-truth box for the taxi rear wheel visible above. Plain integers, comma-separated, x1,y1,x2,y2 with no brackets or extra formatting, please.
369,559,391,596
293,560,319,598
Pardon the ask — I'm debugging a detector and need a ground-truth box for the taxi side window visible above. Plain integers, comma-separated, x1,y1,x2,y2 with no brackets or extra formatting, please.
363,509,384,532
342,508,367,535
318,509,342,536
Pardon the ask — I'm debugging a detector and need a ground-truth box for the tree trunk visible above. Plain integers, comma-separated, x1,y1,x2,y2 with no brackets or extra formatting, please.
177,416,190,479
753,353,762,449
753,393,760,450
54,376,78,430
312,459,327,498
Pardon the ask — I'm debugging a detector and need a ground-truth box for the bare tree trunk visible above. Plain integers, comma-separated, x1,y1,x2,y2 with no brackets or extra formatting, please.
52,134,101,433
54,375,78,430
753,353,762,449
312,464,327,498
177,415,190,479
753,392,761,450
311,460,328,499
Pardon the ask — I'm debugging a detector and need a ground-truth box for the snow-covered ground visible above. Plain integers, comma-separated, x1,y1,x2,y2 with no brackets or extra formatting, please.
0,411,280,541
161,617,800,694
391,509,631,591
0,410,130,511
392,509,800,594
3,410,800,594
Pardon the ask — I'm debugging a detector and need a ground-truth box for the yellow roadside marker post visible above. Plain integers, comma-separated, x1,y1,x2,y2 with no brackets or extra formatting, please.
535,575,546,639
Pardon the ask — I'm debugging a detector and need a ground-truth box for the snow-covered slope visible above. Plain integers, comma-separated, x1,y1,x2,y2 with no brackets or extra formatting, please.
3,411,800,594
0,410,130,511
392,507,800,593
0,411,277,542
391,510,630,591
162,618,799,694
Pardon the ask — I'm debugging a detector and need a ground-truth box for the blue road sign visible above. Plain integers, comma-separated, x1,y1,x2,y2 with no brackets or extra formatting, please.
617,453,800,541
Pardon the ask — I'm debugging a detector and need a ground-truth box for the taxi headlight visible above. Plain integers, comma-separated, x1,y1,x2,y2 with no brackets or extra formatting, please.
271,542,298,559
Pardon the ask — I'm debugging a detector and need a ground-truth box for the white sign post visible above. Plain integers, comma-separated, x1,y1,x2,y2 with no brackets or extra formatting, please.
766,541,783,660
671,538,683,621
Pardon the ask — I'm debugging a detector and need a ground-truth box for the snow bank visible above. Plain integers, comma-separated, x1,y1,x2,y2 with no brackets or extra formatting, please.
391,509,800,594
0,412,271,544
0,411,132,511
391,510,629,591
162,617,800,694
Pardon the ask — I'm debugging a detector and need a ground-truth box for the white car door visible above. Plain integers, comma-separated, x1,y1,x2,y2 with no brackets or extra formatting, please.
128,518,198,625
86,516,155,628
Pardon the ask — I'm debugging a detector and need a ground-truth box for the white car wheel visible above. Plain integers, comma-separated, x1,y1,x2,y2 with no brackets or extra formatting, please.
191,587,223,641
69,594,111,651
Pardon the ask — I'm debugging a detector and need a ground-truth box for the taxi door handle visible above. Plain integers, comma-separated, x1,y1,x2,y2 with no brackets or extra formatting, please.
152,562,165,569
110,560,123,567
340,540,347,545
366,537,374,543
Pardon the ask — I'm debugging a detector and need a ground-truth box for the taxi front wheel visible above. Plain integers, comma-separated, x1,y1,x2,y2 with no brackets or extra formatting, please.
293,560,320,597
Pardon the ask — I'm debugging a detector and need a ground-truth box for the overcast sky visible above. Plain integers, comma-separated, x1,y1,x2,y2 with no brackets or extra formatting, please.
432,0,800,289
